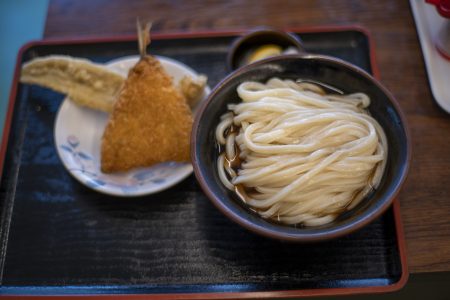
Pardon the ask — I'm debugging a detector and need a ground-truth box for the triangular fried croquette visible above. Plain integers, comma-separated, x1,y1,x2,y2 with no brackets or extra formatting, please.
100,55,193,173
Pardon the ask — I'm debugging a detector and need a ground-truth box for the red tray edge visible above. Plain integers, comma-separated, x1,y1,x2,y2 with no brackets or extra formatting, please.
0,24,409,299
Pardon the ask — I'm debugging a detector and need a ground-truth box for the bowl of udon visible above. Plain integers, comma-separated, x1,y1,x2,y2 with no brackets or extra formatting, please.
191,54,410,242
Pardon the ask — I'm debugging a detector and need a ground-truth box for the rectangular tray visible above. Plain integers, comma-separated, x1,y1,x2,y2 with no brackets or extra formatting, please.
0,27,407,298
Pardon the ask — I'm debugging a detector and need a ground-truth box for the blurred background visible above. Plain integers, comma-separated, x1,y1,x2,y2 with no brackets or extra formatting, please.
0,0,48,139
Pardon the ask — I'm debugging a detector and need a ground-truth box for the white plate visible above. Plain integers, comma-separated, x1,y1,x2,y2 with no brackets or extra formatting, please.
410,0,450,113
54,55,210,197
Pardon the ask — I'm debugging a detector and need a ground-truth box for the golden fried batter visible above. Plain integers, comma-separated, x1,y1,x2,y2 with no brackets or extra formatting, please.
100,55,193,173
179,74,207,108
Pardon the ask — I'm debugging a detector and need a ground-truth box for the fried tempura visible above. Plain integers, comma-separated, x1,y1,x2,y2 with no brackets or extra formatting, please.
20,55,124,112
100,54,193,173
179,74,207,108
21,55,206,113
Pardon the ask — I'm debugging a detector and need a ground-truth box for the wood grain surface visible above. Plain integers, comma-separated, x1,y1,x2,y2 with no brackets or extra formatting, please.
43,0,450,274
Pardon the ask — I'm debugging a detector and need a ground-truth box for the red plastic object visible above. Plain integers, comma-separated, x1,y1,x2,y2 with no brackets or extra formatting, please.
426,0,450,18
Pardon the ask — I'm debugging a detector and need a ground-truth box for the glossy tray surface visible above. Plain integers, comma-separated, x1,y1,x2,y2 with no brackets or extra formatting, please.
0,28,405,297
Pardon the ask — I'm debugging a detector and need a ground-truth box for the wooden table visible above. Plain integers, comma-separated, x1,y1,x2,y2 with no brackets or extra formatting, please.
44,0,450,275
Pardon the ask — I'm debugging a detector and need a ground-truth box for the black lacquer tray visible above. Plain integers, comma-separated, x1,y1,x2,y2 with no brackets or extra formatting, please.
0,27,407,298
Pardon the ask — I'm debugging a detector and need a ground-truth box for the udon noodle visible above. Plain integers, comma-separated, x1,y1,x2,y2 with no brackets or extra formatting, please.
215,78,387,226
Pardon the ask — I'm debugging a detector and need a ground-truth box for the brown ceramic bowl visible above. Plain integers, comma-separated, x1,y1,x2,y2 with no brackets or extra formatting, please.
191,54,410,242
227,26,304,71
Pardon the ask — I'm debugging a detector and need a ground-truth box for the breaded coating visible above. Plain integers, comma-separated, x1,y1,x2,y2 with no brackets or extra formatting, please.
20,55,124,112
101,55,193,173
179,74,207,108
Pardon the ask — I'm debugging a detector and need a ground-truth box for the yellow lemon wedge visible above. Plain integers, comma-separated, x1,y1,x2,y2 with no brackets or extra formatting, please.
247,44,283,63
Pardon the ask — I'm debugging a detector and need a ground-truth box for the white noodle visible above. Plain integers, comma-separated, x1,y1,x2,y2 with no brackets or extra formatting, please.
216,78,387,226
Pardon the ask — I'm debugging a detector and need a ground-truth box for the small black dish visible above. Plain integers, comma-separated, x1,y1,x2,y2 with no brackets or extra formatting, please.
227,26,304,71
192,54,411,242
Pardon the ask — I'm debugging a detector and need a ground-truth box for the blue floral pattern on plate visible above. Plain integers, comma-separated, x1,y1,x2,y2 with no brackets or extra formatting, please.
60,134,190,195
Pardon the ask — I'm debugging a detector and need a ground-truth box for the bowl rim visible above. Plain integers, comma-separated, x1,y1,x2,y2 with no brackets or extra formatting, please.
191,53,411,242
